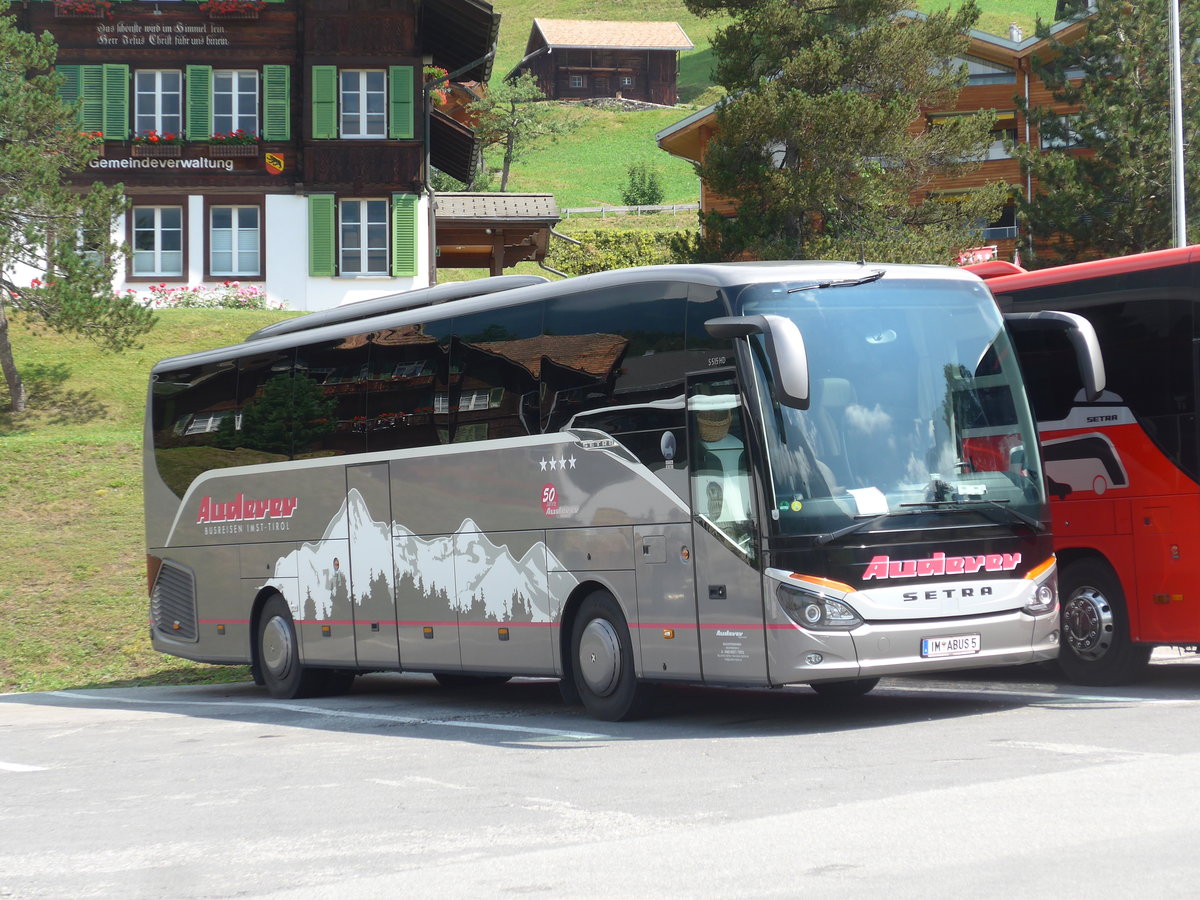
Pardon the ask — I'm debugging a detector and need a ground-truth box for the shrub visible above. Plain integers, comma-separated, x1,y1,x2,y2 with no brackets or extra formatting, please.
145,282,281,309
545,228,693,276
621,162,665,207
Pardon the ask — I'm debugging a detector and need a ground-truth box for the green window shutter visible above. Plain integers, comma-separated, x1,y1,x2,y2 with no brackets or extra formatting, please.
186,65,212,141
388,66,414,140
391,193,419,277
78,66,105,133
308,194,336,277
311,66,337,140
101,64,129,140
261,65,290,141
56,64,81,108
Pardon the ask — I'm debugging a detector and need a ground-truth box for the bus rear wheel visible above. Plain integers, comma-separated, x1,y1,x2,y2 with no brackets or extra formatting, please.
1057,559,1151,686
570,591,649,721
257,595,336,699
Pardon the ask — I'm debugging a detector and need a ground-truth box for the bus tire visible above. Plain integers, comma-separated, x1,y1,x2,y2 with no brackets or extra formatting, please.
1057,559,1151,686
256,595,327,699
570,591,649,721
809,677,880,699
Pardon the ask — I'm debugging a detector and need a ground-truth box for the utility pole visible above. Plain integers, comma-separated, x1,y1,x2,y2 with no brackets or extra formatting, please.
1169,0,1187,247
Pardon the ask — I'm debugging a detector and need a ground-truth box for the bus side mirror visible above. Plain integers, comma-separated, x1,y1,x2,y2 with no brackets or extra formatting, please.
1004,310,1106,402
706,315,810,409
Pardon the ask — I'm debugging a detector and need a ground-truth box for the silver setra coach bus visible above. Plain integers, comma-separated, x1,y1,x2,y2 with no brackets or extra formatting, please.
145,262,1103,719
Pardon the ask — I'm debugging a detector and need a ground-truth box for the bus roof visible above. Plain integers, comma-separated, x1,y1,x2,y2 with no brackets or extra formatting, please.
151,260,985,374
242,274,550,342
972,245,1200,292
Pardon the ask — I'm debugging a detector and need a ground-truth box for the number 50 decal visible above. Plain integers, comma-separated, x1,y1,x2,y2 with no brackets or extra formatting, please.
541,483,559,516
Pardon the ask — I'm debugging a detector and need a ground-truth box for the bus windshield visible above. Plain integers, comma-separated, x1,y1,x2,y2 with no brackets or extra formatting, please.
735,275,1044,538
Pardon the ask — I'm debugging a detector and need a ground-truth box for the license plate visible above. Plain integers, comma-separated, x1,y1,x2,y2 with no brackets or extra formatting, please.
921,633,981,658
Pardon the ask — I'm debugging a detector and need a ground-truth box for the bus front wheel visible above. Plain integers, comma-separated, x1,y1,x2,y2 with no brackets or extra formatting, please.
570,591,649,721
257,595,336,699
1057,559,1151,686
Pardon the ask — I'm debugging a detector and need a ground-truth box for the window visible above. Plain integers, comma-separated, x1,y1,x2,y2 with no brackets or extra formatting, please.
210,206,260,276
340,70,386,138
132,206,183,277
308,193,418,278
1040,115,1085,150
960,54,1016,85
339,199,389,275
213,71,258,136
621,76,634,87
569,75,585,89
135,70,183,137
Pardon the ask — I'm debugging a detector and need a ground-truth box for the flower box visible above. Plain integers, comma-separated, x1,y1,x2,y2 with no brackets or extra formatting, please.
54,0,112,18
200,0,266,17
208,144,258,157
208,9,259,19
132,144,182,158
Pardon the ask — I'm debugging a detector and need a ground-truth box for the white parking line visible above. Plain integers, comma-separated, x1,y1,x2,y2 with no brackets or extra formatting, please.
0,761,47,773
882,682,1196,705
50,691,611,742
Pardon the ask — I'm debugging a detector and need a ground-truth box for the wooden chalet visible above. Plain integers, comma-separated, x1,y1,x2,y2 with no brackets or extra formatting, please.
434,193,560,275
9,0,538,311
656,14,1095,264
509,18,693,106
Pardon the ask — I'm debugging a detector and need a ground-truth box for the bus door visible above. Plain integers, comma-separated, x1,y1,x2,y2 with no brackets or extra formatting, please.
687,371,768,684
347,463,400,668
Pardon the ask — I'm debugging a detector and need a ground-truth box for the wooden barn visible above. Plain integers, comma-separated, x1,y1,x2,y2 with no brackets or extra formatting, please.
509,18,693,106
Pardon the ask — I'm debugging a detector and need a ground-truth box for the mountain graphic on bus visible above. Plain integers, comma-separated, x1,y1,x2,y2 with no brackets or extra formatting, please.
1040,432,1129,499
263,490,574,623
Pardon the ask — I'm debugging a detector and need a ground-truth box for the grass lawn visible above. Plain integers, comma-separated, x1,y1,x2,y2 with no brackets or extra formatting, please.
0,310,296,693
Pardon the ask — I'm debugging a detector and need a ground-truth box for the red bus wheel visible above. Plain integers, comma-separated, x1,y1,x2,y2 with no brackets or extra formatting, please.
1057,560,1151,686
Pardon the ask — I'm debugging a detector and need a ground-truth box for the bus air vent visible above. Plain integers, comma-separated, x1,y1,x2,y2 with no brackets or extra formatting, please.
151,561,199,642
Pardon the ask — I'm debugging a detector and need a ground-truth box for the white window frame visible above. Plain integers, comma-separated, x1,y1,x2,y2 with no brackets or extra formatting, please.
132,206,183,277
569,74,585,89
338,198,389,275
213,70,259,137
620,76,634,87
210,205,260,277
340,69,387,138
1040,115,1085,150
135,69,183,137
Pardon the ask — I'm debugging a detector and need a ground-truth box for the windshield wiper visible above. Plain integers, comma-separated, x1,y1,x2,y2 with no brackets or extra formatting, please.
815,508,924,546
787,269,885,294
899,498,1046,533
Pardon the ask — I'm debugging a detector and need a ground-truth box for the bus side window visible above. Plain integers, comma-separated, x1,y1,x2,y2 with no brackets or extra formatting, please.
151,358,241,497
690,376,755,551
365,320,453,452
448,301,544,445
542,284,692,474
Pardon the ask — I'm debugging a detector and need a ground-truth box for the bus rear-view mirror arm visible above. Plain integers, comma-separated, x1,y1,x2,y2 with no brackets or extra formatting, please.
706,315,810,409
1004,310,1106,401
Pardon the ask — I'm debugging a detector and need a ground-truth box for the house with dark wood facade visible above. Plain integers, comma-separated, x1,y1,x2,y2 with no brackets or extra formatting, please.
656,15,1093,263
509,18,692,106
12,0,499,310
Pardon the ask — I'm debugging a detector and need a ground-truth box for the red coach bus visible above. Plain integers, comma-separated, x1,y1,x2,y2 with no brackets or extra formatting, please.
973,247,1200,684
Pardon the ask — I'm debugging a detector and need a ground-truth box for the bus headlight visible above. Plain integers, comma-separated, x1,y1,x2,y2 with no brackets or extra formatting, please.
777,583,863,631
1022,558,1058,616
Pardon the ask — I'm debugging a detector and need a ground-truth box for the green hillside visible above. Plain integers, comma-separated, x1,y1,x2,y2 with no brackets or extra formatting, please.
487,0,1059,208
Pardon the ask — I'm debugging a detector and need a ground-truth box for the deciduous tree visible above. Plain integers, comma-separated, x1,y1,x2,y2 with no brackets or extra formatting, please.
470,72,576,192
0,0,152,413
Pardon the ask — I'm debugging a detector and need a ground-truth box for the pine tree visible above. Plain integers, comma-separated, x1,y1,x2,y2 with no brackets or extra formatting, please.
677,0,1007,263
469,73,577,191
0,1,154,413
1012,1,1200,263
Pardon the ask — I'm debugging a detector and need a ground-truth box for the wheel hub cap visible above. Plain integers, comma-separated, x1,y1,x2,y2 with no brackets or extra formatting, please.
578,619,621,697
262,616,294,679
1063,587,1114,661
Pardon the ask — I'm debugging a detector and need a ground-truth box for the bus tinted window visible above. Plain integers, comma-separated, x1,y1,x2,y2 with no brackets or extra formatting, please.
365,320,453,452
294,335,370,456
152,359,242,497
448,302,544,444
543,283,690,472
